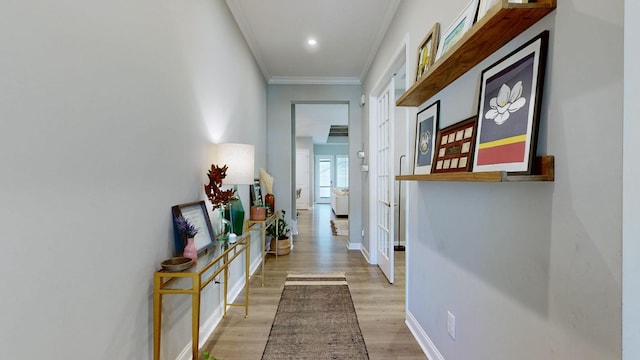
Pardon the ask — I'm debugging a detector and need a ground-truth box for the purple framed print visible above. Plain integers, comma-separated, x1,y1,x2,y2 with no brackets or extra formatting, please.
413,100,440,175
473,31,549,174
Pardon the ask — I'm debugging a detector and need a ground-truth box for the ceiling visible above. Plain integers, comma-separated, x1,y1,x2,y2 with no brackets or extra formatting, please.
225,0,400,143
295,104,348,144
225,0,400,84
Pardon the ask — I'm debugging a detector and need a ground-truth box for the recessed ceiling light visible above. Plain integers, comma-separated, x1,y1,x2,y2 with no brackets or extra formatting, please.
307,39,317,46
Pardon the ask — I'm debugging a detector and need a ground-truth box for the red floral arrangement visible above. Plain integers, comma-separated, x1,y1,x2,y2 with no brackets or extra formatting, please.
204,164,235,209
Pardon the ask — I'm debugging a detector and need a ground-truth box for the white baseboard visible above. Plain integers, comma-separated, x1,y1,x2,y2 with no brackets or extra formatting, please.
360,246,371,263
175,274,248,360
249,251,263,276
347,242,362,251
175,308,223,360
406,311,445,360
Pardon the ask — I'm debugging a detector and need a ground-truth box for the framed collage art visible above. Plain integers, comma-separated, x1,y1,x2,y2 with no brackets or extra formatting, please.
432,116,477,173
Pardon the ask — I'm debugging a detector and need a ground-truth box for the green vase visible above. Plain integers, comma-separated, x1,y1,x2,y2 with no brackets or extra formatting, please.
225,198,245,235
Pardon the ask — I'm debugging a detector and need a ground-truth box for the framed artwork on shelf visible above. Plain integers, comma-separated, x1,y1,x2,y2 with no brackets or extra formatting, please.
250,178,263,205
413,100,440,175
171,201,215,255
415,23,440,81
473,30,549,174
477,0,500,21
435,0,479,61
432,116,478,173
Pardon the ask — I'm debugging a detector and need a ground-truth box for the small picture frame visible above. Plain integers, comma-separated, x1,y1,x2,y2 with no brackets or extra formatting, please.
413,101,440,175
435,0,479,61
171,201,215,255
250,178,263,205
415,23,440,81
432,116,478,173
473,31,549,174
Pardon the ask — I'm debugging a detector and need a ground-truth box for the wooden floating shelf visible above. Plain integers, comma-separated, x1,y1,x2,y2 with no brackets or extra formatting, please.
396,0,557,107
396,156,555,182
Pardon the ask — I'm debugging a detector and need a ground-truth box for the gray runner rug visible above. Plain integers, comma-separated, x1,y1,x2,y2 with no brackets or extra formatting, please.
261,272,369,360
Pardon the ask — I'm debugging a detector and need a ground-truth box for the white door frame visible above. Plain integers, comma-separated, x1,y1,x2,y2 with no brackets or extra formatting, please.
367,34,410,276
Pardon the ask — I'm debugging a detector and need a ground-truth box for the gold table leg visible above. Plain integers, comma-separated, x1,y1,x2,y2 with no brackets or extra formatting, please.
223,253,228,318
245,240,250,318
191,281,201,360
153,276,162,360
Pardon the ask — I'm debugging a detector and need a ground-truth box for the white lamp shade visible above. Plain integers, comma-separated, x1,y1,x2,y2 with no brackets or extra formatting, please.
210,143,255,185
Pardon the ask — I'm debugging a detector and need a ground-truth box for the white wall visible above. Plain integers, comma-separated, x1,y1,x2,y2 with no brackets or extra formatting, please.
364,0,623,358
623,0,640,358
0,1,266,359
267,85,363,247
314,144,349,156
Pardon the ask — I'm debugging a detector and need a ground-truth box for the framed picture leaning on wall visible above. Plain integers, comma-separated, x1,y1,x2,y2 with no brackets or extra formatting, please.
473,30,549,174
250,178,262,205
432,116,478,173
415,23,440,81
435,0,479,61
477,0,500,21
171,201,215,255
413,100,440,175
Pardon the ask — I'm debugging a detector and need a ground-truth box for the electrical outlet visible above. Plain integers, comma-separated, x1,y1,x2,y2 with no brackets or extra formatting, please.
447,311,456,340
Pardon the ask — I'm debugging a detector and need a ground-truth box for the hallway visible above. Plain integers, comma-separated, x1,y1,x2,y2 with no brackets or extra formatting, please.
202,204,426,359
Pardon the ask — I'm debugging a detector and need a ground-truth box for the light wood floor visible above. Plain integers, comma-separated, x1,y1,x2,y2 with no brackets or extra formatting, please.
202,204,427,360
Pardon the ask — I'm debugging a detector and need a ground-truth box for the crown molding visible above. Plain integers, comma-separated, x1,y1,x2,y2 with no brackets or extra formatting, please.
225,0,272,81
268,76,361,85
359,0,401,80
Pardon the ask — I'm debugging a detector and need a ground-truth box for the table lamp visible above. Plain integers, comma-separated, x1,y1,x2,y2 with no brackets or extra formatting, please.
210,143,255,236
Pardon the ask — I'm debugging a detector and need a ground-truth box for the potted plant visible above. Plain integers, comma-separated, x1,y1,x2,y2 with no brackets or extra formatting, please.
266,210,291,255
250,199,266,221
202,351,218,360
175,215,199,261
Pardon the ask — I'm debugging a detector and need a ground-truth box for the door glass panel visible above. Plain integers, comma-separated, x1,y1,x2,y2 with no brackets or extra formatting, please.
318,159,331,198
335,155,349,188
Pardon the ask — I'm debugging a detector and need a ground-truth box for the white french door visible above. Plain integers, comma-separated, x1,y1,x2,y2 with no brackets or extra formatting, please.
375,79,395,283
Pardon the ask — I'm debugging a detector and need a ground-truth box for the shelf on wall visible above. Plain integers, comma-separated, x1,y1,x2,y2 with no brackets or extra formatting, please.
396,0,557,107
396,156,554,182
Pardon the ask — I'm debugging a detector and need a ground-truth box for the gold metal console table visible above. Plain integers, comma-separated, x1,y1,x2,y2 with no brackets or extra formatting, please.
153,233,250,360
245,212,277,286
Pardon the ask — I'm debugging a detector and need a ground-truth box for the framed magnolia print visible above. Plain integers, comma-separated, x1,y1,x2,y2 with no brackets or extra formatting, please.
473,31,549,174
432,116,477,173
413,101,440,175
416,23,440,81
171,201,215,255
435,0,479,61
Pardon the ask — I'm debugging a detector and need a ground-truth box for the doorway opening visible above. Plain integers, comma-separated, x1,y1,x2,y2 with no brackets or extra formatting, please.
292,102,350,225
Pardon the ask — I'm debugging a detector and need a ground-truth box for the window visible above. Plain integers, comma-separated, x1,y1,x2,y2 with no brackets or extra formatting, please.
318,159,332,198
336,155,349,188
